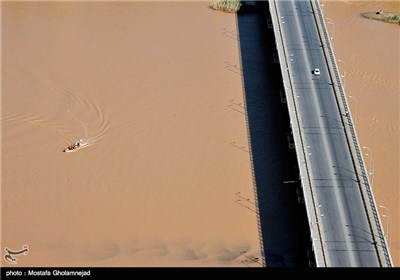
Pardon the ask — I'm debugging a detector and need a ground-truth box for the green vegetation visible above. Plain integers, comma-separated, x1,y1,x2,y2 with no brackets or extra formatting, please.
362,11,400,25
388,14,400,23
210,0,241,13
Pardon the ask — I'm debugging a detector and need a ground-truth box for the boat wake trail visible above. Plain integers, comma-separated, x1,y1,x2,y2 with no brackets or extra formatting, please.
2,70,110,152
55,86,109,150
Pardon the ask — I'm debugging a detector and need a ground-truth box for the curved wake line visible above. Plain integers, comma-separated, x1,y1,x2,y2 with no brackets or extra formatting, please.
2,112,74,143
54,86,110,148
3,71,111,152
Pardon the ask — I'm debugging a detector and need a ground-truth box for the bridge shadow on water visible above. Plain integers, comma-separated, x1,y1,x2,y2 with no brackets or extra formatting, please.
237,1,310,267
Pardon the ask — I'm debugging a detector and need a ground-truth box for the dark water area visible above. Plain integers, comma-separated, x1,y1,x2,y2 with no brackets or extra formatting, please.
237,1,311,267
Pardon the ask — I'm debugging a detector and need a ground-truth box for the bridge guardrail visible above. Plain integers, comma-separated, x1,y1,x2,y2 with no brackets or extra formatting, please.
310,0,392,267
268,0,327,267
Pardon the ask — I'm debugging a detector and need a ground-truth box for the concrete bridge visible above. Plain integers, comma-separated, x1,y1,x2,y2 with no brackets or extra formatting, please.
268,0,392,267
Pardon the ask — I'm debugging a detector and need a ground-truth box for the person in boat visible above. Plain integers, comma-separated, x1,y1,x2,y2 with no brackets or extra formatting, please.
64,141,81,152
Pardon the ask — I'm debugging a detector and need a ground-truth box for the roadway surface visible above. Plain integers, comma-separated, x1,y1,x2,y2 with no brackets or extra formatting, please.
275,0,380,266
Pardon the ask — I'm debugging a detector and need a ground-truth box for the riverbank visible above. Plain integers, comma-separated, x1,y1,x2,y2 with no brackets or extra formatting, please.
362,11,400,25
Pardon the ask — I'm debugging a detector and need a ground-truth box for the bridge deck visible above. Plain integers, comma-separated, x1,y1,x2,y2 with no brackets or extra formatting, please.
268,0,392,267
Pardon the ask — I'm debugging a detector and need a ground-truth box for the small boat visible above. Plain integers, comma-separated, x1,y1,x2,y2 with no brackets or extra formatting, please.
63,140,81,152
